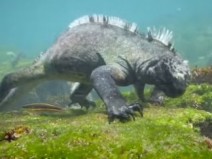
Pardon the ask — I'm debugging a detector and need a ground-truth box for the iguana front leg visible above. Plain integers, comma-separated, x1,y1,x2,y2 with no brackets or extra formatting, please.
134,83,165,104
90,65,142,123
134,82,145,101
150,86,165,105
69,83,96,109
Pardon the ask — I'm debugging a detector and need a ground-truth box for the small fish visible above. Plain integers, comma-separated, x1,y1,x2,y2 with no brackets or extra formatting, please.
22,103,64,112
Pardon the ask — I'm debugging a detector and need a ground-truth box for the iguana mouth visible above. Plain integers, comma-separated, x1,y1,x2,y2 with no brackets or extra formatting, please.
159,83,186,98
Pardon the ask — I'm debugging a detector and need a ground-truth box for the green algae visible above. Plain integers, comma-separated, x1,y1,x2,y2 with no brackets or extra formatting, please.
164,84,212,112
0,97,212,158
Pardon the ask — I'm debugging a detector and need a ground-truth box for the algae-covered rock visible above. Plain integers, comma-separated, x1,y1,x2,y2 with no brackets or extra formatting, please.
0,106,211,159
164,84,212,112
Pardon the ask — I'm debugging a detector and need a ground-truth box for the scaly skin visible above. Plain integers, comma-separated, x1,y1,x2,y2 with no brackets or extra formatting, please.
0,15,191,122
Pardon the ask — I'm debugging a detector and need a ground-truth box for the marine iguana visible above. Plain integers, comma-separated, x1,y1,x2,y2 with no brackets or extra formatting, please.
0,15,191,122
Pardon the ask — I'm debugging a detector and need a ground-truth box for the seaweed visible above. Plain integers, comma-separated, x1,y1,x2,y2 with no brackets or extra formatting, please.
0,126,30,142
0,106,212,158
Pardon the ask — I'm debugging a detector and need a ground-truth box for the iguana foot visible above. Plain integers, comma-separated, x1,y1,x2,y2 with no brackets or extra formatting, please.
108,103,143,123
149,95,165,105
81,100,96,110
150,87,165,105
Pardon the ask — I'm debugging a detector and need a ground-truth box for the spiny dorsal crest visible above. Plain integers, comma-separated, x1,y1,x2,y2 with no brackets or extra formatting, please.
34,15,176,64
147,27,174,50
33,51,47,64
69,15,174,50
69,15,139,33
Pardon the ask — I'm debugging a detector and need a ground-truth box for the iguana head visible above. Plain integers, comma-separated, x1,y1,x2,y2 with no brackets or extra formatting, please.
137,27,191,97
150,54,191,97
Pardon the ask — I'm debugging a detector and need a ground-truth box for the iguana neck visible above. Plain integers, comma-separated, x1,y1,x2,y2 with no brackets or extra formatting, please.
133,56,161,84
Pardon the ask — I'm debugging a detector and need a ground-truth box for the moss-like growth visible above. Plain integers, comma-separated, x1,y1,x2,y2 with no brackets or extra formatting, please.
0,97,212,158
164,84,212,112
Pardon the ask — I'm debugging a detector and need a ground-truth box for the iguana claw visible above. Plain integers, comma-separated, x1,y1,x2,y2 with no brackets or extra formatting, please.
128,102,143,117
108,103,143,123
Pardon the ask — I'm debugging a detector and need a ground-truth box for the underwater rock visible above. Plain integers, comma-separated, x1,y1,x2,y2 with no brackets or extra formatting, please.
195,118,212,139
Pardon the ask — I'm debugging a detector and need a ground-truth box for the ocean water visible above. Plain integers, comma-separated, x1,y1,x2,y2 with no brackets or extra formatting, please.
0,0,211,66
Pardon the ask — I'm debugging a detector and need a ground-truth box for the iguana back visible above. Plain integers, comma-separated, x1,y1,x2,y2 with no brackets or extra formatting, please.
37,15,175,77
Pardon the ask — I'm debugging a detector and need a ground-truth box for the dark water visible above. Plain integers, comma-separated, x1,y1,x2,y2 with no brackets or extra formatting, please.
0,0,212,66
